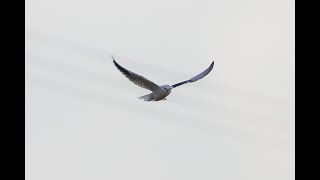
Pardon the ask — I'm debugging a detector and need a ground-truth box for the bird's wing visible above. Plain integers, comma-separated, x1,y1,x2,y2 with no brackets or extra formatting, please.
172,61,214,88
112,56,160,92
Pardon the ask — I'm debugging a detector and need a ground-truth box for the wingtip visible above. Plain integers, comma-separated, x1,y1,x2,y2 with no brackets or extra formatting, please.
111,56,119,67
210,60,214,67
111,55,116,62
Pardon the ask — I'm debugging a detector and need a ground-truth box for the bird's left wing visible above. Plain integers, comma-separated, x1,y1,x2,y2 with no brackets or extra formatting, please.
112,56,160,92
172,61,214,88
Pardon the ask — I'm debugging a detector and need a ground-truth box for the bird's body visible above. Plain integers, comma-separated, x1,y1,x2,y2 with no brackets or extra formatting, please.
139,85,173,101
112,56,214,101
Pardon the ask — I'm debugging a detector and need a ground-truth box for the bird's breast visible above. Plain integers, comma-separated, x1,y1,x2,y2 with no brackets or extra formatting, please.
153,88,171,101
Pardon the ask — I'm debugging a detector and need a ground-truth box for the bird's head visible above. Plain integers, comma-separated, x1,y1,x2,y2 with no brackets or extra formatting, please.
162,85,173,92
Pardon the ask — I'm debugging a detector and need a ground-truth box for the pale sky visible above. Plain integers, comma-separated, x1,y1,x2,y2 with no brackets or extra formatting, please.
26,0,295,180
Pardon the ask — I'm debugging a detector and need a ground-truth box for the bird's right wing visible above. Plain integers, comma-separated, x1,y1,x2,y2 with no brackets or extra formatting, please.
112,56,160,92
172,61,214,88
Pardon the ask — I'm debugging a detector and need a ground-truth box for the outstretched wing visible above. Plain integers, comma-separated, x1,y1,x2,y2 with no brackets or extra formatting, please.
112,56,160,92
172,61,214,88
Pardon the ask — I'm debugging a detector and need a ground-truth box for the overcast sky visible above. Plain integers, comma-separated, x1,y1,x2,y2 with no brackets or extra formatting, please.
26,0,295,179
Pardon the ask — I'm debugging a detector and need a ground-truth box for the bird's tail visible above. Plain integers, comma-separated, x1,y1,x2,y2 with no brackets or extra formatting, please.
138,93,155,101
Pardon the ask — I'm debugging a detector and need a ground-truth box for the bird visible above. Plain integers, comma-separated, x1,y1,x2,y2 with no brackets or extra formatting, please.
112,56,214,101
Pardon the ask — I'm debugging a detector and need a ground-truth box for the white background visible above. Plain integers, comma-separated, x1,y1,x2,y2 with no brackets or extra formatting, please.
26,0,295,179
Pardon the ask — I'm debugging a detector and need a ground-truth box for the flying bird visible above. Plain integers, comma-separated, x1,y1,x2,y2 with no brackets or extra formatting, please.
112,56,214,101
